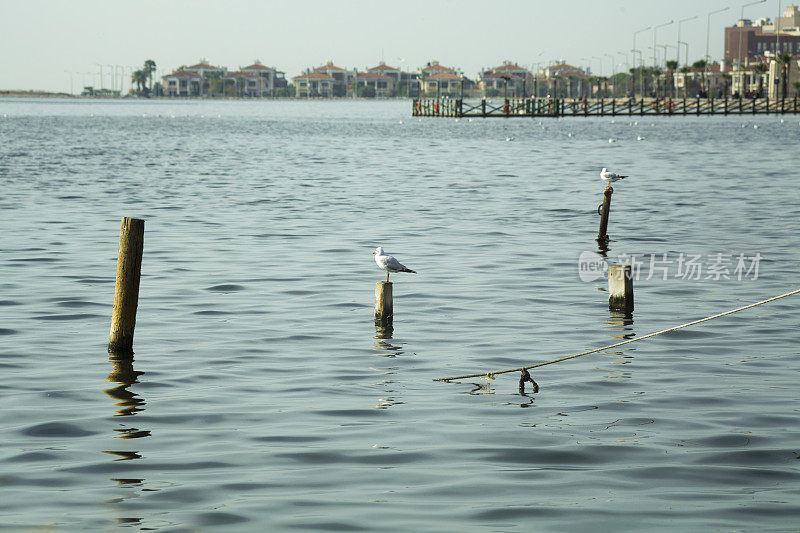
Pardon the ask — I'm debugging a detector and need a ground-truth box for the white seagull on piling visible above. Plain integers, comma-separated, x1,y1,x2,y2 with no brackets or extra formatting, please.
601,167,628,186
373,247,417,282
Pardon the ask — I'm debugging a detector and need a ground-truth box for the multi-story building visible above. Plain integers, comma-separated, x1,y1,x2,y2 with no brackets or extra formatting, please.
240,61,286,97
162,69,203,97
292,71,335,97
313,62,349,96
480,61,533,97
222,71,267,97
417,61,462,97
354,71,394,97
537,62,589,97
725,5,800,65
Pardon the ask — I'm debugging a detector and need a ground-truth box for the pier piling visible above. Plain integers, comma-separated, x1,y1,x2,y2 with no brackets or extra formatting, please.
108,217,144,355
597,186,613,242
608,265,634,313
375,281,393,326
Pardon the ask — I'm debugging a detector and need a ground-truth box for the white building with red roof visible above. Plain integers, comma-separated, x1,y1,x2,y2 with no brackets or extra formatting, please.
480,61,533,97
240,61,287,97
422,71,463,97
222,71,268,98
354,71,394,97
162,69,204,97
312,62,349,96
292,70,336,97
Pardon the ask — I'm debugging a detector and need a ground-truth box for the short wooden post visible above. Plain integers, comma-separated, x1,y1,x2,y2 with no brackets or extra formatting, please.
597,186,613,242
108,217,144,354
375,281,393,326
608,265,634,313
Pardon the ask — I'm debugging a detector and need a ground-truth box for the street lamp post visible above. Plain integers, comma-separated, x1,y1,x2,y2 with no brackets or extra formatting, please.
605,53,615,96
653,20,674,68
706,7,730,93
677,15,698,67
633,26,652,97
679,41,689,67
738,1,766,96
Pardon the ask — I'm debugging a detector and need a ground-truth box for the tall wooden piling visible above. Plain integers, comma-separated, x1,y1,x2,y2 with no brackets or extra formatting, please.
375,281,393,326
597,186,613,242
108,217,144,354
608,265,634,313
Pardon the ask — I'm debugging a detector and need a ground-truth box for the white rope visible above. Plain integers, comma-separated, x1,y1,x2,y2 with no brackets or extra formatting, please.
435,288,800,382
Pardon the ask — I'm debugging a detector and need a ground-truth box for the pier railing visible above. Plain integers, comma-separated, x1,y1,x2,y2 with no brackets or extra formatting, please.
412,96,800,118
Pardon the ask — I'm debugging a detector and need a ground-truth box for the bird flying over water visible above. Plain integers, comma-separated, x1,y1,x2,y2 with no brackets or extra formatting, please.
373,247,416,282
600,168,628,186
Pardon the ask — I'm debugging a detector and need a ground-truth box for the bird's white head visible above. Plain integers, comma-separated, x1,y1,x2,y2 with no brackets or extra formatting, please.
601,167,607,174
373,247,384,255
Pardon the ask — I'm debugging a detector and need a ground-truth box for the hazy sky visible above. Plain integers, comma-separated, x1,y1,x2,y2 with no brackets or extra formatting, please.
0,0,784,93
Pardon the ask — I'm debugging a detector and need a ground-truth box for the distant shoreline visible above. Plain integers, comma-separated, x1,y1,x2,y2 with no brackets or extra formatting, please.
0,90,419,101
1,90,74,98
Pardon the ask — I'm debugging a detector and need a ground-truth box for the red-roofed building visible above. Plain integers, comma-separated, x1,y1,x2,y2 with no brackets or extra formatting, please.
480,61,533,97
162,69,203,97
537,62,590,97
222,71,268,97
422,71,463,97
292,70,336,97
313,62,349,96
241,61,287,97
367,62,420,96
355,71,394,97
419,61,458,77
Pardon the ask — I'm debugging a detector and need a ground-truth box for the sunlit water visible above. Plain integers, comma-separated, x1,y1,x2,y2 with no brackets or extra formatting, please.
1,97,799,531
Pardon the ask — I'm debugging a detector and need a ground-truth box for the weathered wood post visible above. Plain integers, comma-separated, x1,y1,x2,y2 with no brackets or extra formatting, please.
108,217,144,354
375,281,393,326
597,186,613,242
608,264,634,313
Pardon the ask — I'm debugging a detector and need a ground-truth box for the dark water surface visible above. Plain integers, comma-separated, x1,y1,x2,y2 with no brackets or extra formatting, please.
1,98,799,531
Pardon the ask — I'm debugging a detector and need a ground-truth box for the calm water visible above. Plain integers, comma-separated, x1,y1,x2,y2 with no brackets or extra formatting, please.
1,97,799,531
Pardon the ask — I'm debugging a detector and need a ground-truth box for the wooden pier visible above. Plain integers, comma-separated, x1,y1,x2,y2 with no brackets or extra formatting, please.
412,96,800,118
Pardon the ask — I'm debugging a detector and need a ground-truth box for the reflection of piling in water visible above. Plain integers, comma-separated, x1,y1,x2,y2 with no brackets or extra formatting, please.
597,186,613,242
374,281,393,327
108,217,144,355
105,353,145,417
608,264,634,313
374,322,394,340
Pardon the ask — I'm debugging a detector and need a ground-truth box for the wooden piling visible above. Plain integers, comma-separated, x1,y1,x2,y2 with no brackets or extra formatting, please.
597,186,613,242
608,265,634,313
374,281,393,326
108,217,144,354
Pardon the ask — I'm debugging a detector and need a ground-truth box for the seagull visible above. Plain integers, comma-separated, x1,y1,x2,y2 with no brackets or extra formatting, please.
601,168,628,186
373,247,416,282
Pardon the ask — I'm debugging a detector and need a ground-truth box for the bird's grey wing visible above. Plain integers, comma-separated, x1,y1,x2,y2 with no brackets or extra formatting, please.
384,256,405,271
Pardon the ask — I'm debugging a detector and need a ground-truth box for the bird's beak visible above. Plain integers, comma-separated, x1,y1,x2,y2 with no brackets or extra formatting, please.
372,251,376,254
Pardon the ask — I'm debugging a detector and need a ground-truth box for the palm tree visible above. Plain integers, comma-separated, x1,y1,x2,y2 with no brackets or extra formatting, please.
131,69,148,95
777,53,792,99
144,59,156,94
653,68,663,98
692,60,707,96
666,60,678,98
752,63,768,97
721,73,731,98
628,68,636,97
679,66,690,98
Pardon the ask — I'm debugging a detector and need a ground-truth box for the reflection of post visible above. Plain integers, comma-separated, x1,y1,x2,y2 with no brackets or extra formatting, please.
608,265,634,313
105,353,145,417
109,218,144,354
374,322,394,340
597,186,613,242
375,281,393,326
